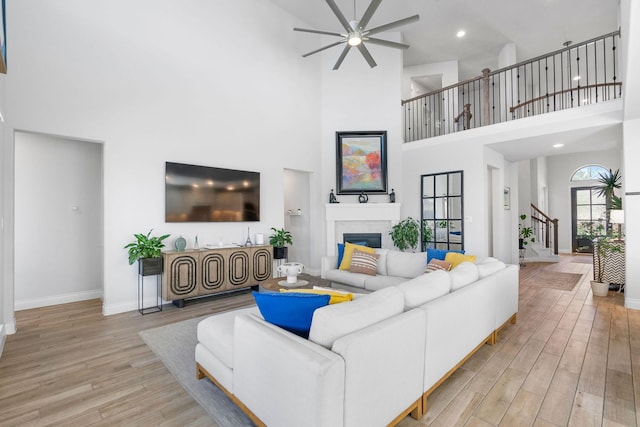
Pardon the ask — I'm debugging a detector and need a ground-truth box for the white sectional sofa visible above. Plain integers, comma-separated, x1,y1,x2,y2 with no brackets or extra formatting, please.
321,248,431,292
195,258,518,427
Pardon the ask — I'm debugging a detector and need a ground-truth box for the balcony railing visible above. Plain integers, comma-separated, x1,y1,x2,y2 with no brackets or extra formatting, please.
402,31,622,142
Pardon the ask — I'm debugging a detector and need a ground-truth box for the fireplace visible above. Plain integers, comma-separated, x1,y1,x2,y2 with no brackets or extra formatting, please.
343,233,382,248
325,203,401,255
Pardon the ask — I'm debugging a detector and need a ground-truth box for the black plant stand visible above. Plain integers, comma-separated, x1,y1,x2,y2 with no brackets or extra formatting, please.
138,258,163,315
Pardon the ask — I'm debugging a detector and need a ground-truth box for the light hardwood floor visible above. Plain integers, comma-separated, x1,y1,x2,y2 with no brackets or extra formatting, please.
0,256,638,426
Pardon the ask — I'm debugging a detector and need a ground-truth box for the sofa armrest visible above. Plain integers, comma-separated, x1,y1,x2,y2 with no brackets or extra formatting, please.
494,264,519,329
321,256,339,278
332,309,426,426
233,314,345,427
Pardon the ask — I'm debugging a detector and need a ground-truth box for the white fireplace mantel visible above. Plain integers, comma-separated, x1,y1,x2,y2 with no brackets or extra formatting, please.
325,203,402,255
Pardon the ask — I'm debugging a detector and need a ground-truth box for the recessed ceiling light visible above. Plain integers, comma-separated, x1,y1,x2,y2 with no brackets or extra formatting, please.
553,143,564,148
573,75,581,81
456,30,466,38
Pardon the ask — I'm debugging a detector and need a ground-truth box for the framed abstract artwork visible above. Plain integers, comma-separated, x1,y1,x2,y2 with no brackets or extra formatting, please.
336,131,388,194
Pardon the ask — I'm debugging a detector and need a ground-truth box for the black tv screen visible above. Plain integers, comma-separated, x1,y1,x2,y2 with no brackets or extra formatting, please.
165,162,260,222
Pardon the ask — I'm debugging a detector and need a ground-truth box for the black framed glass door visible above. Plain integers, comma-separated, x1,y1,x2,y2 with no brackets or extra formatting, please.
571,186,606,253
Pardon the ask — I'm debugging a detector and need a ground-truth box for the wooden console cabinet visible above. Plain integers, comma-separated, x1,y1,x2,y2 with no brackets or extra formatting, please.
162,245,272,306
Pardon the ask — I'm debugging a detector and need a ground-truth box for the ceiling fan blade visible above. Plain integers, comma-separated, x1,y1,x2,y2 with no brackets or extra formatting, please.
303,40,345,58
365,37,410,50
325,0,353,33
366,14,420,36
294,27,344,37
358,0,383,29
333,45,351,70
357,43,377,68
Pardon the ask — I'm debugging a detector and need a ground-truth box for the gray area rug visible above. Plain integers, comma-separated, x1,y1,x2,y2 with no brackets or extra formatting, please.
139,317,254,427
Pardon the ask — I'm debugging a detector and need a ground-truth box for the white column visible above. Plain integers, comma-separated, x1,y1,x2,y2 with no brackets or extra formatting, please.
621,0,640,309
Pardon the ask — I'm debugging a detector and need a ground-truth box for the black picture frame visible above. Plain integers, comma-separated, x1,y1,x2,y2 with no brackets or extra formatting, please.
336,130,388,195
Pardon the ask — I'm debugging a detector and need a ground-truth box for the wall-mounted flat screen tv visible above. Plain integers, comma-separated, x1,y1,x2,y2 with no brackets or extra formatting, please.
165,162,260,222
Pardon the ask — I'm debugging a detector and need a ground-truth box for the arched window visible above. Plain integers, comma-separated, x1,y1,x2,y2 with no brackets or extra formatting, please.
571,165,608,182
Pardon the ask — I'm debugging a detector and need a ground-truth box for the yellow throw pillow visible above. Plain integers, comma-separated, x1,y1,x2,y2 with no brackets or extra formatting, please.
444,252,476,269
280,288,353,304
339,242,375,270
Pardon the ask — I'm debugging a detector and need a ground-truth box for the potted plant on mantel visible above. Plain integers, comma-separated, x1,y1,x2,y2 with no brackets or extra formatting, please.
269,227,293,260
389,217,420,252
591,236,623,297
125,229,170,276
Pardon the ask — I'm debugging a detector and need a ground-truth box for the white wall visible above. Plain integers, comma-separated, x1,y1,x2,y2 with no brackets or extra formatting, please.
0,70,7,348
14,132,103,309
3,0,323,315
402,60,459,100
402,138,497,259
621,0,640,309
319,33,404,256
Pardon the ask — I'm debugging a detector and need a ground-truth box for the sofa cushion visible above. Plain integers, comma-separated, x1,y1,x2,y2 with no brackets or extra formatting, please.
427,248,464,263
253,292,330,338
337,241,367,268
309,287,404,349
363,275,408,292
477,260,506,278
280,288,354,304
396,271,452,309
449,262,479,291
349,249,379,276
197,306,261,369
386,251,427,279
324,269,367,289
339,243,375,270
374,249,389,276
425,259,452,273
445,252,477,268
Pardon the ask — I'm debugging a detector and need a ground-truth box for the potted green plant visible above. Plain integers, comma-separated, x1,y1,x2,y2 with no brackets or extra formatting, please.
591,236,623,296
389,217,420,252
269,227,293,260
124,229,170,276
518,214,535,250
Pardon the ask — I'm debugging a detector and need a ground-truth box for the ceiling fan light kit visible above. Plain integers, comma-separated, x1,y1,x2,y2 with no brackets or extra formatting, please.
294,0,419,70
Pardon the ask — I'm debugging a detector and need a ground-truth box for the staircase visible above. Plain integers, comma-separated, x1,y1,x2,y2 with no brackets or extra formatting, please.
525,204,560,263
525,241,560,263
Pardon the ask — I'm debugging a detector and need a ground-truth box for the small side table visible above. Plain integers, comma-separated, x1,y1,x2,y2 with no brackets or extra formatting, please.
519,248,526,267
138,258,163,315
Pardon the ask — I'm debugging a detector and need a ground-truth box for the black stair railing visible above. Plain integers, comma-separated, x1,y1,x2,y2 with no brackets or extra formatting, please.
402,31,622,142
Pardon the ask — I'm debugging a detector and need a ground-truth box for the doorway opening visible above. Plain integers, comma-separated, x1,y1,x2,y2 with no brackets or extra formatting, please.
14,131,103,310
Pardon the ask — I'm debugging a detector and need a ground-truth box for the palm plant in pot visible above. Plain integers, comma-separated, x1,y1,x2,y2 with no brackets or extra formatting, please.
591,236,623,297
389,217,420,252
124,229,170,276
269,227,293,260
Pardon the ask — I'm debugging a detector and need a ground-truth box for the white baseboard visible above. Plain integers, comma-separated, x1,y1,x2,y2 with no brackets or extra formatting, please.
102,300,138,316
625,297,640,310
15,289,103,311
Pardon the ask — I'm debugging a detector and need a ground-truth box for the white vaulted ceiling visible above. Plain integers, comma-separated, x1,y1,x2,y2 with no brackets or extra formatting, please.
269,0,619,80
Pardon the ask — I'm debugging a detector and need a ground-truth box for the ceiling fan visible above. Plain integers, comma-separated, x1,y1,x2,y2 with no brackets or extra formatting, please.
294,0,419,70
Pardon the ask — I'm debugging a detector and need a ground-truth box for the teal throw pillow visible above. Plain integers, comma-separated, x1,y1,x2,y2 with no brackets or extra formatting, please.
253,292,330,338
